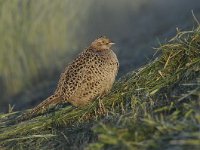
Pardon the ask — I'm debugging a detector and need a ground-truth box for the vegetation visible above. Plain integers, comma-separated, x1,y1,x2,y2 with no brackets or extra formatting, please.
1,0,200,111
0,26,199,149
0,0,89,106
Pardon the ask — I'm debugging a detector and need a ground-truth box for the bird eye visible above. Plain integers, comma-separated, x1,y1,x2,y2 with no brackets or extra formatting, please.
97,42,101,45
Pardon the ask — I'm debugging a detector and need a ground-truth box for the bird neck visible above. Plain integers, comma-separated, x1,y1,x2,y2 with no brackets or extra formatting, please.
88,46,110,53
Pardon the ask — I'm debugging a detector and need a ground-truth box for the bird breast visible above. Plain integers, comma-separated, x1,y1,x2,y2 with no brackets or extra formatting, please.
61,49,119,107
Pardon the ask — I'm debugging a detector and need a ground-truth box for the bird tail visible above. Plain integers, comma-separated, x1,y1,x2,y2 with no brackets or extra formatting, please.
18,95,61,121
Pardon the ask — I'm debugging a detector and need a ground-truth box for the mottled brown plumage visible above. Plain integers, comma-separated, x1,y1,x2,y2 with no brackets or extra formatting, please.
21,36,119,120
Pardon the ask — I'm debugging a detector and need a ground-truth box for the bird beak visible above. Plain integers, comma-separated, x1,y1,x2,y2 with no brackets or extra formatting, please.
109,42,115,45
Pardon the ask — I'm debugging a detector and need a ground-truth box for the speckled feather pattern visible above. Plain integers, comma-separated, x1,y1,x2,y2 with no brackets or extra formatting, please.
56,47,119,106
21,38,119,119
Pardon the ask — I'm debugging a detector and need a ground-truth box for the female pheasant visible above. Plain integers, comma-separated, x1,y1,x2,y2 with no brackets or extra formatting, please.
21,36,119,120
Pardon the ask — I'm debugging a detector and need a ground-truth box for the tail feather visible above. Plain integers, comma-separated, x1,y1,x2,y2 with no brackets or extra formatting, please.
18,95,61,121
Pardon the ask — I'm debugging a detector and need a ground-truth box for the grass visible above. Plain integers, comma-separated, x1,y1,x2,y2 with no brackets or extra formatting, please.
0,0,88,104
0,26,199,149
1,0,199,111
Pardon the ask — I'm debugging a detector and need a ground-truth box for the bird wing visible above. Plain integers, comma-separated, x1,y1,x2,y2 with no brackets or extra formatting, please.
55,50,92,101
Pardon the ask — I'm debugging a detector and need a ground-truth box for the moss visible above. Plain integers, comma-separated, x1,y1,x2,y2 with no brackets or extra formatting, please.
0,26,199,149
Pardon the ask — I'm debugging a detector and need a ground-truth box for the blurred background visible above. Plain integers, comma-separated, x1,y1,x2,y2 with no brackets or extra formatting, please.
0,0,200,112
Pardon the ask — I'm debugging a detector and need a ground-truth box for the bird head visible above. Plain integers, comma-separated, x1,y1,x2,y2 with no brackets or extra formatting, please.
90,36,115,51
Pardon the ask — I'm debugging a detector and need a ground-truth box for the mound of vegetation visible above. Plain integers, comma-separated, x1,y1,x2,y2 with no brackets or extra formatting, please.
0,26,199,149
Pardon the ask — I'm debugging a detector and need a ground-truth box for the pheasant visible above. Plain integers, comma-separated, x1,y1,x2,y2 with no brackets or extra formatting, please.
20,36,119,120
